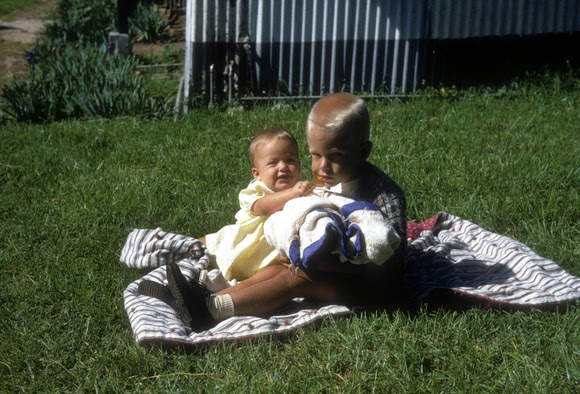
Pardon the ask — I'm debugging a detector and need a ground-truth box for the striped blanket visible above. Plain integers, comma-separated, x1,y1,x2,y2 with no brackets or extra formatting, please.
122,212,579,349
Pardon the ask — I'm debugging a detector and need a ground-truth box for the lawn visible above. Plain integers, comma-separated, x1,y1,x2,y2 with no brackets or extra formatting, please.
1,76,578,391
0,0,45,17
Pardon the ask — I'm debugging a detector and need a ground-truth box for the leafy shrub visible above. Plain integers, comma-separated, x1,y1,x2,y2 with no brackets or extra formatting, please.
1,43,169,123
0,0,177,123
42,0,116,44
129,1,170,43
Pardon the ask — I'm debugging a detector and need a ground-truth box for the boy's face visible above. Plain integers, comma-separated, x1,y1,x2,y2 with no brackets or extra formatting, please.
251,138,301,192
307,124,369,188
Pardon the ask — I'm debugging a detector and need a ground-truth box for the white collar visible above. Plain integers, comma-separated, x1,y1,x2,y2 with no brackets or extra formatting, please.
313,178,360,199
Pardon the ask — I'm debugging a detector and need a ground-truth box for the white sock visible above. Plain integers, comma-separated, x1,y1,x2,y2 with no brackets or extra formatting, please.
206,294,235,321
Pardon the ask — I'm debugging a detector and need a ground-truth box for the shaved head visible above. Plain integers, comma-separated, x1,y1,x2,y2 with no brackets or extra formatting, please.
307,93,370,142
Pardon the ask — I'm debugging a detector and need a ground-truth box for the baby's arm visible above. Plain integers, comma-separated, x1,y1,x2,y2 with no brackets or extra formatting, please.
251,181,314,216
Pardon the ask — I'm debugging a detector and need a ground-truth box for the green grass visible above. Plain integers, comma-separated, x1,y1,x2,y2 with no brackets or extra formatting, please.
136,44,184,99
1,76,579,392
0,0,44,17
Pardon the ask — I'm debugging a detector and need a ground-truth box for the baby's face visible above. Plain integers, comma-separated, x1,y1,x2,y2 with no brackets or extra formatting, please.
307,125,365,188
251,139,300,191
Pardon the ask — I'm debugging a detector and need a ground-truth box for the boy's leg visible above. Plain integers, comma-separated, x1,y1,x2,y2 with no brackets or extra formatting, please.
215,264,287,295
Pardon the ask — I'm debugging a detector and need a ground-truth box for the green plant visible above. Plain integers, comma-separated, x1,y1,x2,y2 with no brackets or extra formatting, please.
42,0,116,45
1,43,169,123
128,1,170,43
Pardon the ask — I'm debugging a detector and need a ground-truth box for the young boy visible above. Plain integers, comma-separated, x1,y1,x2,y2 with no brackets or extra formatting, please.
166,93,406,331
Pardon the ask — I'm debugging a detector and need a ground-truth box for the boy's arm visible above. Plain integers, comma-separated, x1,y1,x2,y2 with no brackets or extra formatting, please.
252,181,314,216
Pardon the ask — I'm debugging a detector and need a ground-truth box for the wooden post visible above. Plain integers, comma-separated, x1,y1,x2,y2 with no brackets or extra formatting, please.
117,0,138,34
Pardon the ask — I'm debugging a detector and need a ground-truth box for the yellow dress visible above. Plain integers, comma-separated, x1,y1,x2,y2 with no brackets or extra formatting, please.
205,180,280,281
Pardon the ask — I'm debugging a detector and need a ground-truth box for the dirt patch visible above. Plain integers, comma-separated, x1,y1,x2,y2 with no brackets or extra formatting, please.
0,19,50,43
0,0,58,85
1,0,57,21
0,21,49,83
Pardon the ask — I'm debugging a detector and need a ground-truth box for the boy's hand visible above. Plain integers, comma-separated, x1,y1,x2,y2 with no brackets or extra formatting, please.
291,181,315,197
275,254,291,266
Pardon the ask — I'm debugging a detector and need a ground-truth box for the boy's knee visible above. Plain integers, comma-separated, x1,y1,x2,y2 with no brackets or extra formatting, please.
271,268,314,297
281,269,346,302
278,267,309,285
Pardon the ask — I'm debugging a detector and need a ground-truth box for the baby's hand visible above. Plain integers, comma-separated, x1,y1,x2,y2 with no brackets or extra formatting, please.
292,180,314,197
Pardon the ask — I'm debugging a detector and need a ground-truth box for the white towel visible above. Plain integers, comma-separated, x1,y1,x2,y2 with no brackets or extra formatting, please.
264,192,401,270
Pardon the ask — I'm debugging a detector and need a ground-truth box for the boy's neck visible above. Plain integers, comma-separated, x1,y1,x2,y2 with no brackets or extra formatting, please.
327,177,360,199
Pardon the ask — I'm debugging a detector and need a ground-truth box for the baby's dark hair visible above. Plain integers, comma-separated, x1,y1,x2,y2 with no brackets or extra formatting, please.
248,128,298,166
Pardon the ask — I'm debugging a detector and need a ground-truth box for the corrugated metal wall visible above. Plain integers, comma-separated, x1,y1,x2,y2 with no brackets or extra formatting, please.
428,0,580,39
183,0,428,105
252,0,426,95
182,0,580,106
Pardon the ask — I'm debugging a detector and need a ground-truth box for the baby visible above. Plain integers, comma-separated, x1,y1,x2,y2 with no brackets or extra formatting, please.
138,128,314,328
204,128,314,281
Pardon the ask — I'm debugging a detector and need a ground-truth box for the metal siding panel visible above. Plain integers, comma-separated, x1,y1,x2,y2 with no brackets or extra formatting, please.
310,0,319,94
288,0,297,91
183,0,193,111
429,0,580,39
454,0,463,39
320,0,329,94
278,0,285,85
514,0,524,35
566,0,580,31
401,2,412,93
472,0,483,35
349,0,361,92
555,0,566,31
545,1,556,32
381,0,392,87
185,0,427,101
330,1,340,93
298,1,307,93
255,0,263,84
370,4,382,94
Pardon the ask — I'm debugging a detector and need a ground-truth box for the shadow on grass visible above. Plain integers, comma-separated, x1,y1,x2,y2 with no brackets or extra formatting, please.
360,249,578,318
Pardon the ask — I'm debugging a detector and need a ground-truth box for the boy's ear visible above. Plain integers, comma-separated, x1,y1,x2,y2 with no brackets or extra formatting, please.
360,141,373,161
251,167,261,180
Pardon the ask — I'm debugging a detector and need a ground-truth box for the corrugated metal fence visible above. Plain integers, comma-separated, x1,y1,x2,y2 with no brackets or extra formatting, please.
182,0,579,108
183,0,428,106
429,0,579,39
